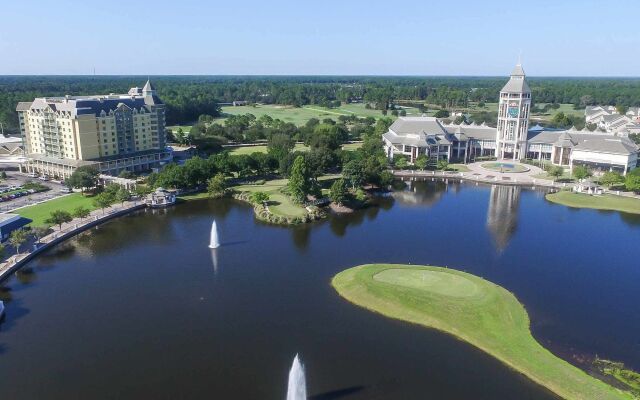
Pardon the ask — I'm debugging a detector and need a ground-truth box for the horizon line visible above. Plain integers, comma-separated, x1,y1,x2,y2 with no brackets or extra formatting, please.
2,74,640,79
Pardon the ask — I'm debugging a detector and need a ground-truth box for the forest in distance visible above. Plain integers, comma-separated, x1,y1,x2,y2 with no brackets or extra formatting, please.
2,75,640,133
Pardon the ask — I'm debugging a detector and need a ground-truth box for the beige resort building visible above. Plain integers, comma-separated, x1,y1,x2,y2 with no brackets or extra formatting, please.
15,81,172,179
383,64,639,175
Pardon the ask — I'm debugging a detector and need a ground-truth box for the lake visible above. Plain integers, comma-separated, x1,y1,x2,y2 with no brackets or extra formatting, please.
1,179,639,399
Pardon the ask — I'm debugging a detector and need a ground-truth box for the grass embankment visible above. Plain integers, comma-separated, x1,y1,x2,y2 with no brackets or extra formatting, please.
546,191,640,215
332,264,632,400
234,179,308,218
17,193,96,227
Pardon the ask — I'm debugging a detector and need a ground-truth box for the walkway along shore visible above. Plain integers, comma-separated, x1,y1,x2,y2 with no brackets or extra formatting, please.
0,199,146,283
393,168,640,201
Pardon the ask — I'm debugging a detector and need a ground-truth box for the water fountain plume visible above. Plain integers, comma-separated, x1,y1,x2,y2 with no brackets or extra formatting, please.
210,248,219,274
286,354,307,400
209,220,220,249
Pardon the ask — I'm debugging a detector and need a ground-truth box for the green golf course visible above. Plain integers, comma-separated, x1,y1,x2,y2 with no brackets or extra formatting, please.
331,264,632,400
546,191,640,215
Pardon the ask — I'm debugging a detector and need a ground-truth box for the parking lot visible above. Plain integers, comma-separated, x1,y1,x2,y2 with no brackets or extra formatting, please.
0,172,70,213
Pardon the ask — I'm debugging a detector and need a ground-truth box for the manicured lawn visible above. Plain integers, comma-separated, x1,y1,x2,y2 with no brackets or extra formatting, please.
167,124,193,132
448,163,470,172
341,142,362,151
177,192,211,201
226,142,360,155
17,193,97,227
546,191,640,215
531,103,585,121
214,103,420,126
332,264,632,400
234,179,307,217
226,143,308,155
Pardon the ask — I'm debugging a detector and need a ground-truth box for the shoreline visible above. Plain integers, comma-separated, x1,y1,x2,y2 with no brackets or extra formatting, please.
332,264,633,400
0,201,146,283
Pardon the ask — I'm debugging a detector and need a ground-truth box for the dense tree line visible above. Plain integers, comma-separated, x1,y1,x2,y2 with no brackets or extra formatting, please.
149,117,393,195
2,76,640,133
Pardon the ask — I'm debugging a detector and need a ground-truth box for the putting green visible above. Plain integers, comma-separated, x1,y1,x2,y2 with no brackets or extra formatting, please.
373,269,481,298
332,264,632,400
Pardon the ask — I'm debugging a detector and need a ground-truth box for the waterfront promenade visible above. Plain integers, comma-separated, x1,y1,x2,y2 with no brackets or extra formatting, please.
393,162,640,199
0,199,146,282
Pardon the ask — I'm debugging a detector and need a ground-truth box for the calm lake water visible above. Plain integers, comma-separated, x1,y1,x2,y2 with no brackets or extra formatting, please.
1,179,639,399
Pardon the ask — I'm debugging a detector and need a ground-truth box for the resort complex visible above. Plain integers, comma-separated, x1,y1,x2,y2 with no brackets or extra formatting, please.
2,6,640,397
383,65,640,175
585,105,640,135
15,81,171,178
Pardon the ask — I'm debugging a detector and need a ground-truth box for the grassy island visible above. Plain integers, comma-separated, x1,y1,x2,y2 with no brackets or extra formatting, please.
332,264,632,400
546,191,640,215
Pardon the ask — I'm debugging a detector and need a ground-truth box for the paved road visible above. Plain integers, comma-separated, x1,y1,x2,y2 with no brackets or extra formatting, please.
0,172,68,213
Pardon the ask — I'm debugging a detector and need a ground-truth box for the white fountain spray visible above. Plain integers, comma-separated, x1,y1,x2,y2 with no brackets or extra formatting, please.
209,220,220,249
286,354,307,400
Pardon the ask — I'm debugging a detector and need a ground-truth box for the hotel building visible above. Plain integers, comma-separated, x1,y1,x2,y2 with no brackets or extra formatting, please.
15,81,171,178
383,64,639,175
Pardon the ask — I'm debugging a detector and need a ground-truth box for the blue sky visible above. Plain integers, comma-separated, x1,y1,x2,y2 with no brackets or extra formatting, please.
1,0,638,76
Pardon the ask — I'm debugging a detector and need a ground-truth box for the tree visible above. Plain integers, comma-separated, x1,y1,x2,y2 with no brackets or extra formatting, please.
73,206,91,220
434,110,449,118
437,159,449,171
67,166,100,193
329,178,348,205
115,187,131,205
394,156,408,169
616,104,629,115
93,192,115,214
249,191,270,205
548,166,564,181
600,171,624,187
134,185,153,197
31,226,50,243
0,243,4,260
378,170,395,188
118,170,136,179
9,229,28,255
415,154,429,170
343,159,365,189
267,133,295,174
46,210,73,229
572,165,592,180
207,173,228,198
287,155,311,204
625,174,640,192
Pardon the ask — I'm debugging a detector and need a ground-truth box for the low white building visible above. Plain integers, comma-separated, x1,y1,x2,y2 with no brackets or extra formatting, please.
382,65,640,175
585,105,640,135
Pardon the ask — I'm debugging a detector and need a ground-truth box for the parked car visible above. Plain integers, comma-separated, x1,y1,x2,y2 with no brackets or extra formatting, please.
59,187,72,193
28,173,38,178
38,176,49,181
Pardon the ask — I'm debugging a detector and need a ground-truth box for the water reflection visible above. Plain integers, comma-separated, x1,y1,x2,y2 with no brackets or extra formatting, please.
397,179,524,252
210,248,219,275
487,185,521,252
292,225,312,250
394,178,447,207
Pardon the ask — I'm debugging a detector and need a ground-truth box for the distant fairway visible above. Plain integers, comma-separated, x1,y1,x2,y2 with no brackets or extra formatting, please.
332,264,632,400
218,103,422,126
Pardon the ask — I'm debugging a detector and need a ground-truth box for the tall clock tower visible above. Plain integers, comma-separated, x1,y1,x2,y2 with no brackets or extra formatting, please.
496,64,531,160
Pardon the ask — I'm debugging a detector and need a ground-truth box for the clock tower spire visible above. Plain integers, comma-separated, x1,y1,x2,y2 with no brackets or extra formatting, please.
495,63,531,160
